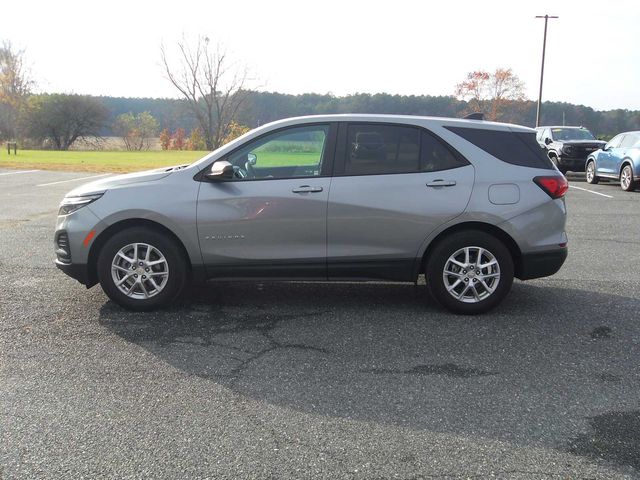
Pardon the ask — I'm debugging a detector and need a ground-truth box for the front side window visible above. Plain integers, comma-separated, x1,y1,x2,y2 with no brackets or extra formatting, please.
226,125,329,180
606,134,624,150
344,124,420,175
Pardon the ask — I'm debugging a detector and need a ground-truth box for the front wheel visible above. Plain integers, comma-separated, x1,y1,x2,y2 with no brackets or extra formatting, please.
586,160,599,184
620,165,636,192
426,231,514,315
97,227,188,311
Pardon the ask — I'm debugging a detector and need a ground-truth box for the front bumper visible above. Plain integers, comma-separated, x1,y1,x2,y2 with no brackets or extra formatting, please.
517,247,568,280
55,259,91,286
557,156,587,171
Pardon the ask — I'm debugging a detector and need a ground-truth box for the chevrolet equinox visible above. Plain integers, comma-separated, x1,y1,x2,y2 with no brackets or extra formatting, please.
55,114,568,314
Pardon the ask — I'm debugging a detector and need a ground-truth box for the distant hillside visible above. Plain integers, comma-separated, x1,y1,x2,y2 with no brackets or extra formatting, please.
98,92,640,139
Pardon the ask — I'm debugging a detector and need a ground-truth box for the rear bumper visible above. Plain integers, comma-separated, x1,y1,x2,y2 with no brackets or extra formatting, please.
517,248,567,280
55,260,91,287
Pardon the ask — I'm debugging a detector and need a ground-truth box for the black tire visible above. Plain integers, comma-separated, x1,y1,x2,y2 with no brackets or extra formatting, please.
97,227,188,311
620,164,636,192
550,154,566,174
425,230,514,315
585,160,599,184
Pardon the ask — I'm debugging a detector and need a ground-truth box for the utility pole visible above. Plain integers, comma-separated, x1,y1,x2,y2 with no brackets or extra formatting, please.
535,14,558,127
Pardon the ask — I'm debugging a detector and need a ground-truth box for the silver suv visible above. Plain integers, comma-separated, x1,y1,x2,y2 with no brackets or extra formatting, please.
55,114,568,314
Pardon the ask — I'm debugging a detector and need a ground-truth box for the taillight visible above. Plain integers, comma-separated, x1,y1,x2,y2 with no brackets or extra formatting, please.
533,175,569,199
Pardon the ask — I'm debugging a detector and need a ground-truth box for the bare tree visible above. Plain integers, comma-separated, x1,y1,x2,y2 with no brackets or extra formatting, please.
455,68,526,121
0,40,33,141
161,36,250,150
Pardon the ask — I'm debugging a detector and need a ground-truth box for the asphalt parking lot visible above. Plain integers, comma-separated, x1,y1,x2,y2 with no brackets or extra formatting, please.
1,167,640,479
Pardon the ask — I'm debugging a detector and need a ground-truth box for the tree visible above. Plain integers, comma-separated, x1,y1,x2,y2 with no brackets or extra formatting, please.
159,128,171,150
0,40,33,141
161,35,250,150
113,111,159,150
25,94,108,150
187,127,206,150
454,68,525,121
172,128,186,150
221,121,250,145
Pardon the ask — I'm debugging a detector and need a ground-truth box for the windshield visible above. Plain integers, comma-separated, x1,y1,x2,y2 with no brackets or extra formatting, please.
551,128,596,141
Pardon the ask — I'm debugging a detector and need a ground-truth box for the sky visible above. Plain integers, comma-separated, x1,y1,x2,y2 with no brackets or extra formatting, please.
3,0,639,111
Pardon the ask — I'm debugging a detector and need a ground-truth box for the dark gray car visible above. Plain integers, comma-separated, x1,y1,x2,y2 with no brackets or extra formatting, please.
55,114,568,314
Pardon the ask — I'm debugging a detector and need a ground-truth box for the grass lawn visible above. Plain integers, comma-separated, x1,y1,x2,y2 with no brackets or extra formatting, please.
0,148,323,173
253,151,321,167
0,150,210,173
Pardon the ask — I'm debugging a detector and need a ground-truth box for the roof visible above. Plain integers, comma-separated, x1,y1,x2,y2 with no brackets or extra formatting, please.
257,114,534,133
536,125,589,129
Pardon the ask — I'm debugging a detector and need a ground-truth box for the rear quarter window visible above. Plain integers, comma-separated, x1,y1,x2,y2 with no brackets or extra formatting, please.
445,127,554,169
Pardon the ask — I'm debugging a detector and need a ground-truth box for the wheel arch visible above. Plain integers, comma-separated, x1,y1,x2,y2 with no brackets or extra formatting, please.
619,158,634,176
86,218,192,287
418,222,523,279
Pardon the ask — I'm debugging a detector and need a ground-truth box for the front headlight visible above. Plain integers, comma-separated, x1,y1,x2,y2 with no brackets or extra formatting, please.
58,193,103,215
562,145,573,155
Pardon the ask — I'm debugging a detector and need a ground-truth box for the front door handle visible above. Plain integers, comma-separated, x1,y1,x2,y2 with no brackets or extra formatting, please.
426,179,457,187
292,185,324,193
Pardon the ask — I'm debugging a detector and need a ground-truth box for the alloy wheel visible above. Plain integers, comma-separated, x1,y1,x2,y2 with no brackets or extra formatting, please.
442,246,501,303
111,243,169,299
621,166,632,190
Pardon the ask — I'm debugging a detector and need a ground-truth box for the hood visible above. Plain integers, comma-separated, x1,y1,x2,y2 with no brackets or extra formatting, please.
65,166,178,197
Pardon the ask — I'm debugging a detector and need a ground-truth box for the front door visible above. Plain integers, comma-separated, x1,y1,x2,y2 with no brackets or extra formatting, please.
327,123,474,281
197,123,335,278
599,134,624,175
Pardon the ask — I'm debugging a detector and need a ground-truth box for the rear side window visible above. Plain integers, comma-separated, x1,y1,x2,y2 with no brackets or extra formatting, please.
344,124,420,175
445,127,553,169
620,134,640,148
421,131,469,172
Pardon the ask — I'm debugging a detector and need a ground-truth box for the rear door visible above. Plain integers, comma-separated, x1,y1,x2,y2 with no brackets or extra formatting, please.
327,122,474,281
618,133,639,172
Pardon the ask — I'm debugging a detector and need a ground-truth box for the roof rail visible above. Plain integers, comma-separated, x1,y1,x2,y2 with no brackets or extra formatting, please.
463,112,484,121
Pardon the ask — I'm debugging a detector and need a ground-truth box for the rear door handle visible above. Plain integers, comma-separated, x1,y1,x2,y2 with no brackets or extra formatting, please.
292,185,323,193
426,179,456,187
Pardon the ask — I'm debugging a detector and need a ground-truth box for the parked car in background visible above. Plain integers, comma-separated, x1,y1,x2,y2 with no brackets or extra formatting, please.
535,126,606,174
586,131,640,191
55,114,568,315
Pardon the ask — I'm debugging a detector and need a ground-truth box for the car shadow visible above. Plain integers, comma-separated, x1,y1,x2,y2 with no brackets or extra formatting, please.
98,280,640,471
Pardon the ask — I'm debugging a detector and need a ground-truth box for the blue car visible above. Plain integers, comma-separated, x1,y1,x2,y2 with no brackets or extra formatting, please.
586,131,640,191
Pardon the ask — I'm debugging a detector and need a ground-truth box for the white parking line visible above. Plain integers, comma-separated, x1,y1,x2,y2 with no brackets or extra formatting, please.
37,173,112,187
0,169,40,176
569,185,613,199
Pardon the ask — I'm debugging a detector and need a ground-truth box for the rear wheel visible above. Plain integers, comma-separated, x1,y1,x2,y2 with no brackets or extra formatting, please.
97,227,188,311
620,164,636,192
426,231,514,315
586,160,599,184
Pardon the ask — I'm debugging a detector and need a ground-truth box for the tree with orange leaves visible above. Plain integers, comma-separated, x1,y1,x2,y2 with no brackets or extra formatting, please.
455,68,525,121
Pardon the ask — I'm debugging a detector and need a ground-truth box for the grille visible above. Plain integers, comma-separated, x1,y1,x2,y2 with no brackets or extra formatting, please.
56,232,71,263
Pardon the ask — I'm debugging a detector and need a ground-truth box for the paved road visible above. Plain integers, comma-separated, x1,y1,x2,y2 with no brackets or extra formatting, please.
1,168,639,479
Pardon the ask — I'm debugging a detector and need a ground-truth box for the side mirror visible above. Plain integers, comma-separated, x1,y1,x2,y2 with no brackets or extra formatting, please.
206,160,234,181
544,137,552,145
247,153,257,166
